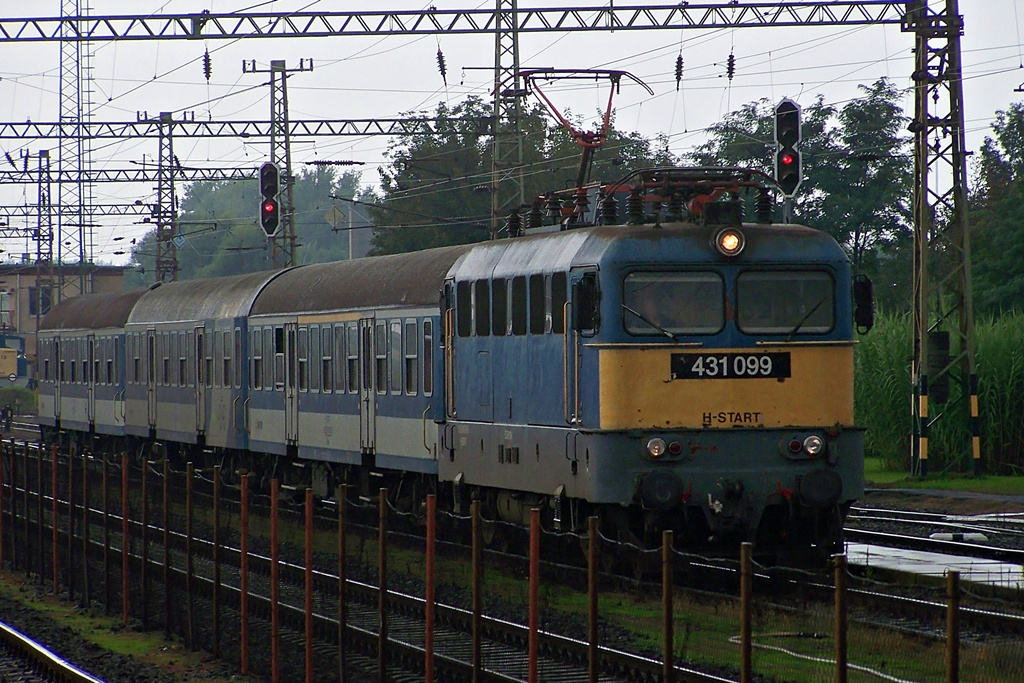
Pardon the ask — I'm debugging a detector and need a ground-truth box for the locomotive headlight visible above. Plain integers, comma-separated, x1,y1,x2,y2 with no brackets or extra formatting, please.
803,435,824,456
713,227,745,257
646,437,667,458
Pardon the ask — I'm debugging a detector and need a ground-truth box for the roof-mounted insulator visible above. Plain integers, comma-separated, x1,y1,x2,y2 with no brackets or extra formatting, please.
627,188,645,225
756,186,774,223
600,191,618,225
726,53,736,81
667,193,684,221
573,188,589,215
528,198,544,230
506,209,522,238
436,49,448,86
675,54,684,91
544,193,562,224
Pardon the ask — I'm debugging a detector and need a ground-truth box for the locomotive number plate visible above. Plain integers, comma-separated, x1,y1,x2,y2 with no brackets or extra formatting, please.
670,352,791,380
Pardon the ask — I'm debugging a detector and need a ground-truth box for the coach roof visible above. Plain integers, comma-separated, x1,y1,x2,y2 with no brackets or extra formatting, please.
127,269,283,325
39,289,148,331
250,244,474,315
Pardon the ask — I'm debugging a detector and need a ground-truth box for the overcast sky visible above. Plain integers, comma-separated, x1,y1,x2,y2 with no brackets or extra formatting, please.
1,0,1022,267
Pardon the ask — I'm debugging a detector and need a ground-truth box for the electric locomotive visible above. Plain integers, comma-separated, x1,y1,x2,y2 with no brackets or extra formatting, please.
36,166,871,559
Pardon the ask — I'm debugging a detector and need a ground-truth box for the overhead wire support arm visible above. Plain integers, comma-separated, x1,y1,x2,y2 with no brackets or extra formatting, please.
0,3,912,42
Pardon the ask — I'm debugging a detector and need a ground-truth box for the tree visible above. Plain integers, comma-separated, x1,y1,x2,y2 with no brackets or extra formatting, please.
369,96,675,255
969,103,1024,314
126,166,361,286
686,80,913,312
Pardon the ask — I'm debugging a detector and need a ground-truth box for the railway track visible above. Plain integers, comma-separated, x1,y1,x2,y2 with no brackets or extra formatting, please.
0,617,106,683
846,505,1024,564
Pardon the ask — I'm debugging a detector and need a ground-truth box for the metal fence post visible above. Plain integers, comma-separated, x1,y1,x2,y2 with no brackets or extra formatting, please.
740,542,752,683
834,553,848,683
588,516,599,683
663,530,674,683
947,570,960,683
425,493,436,682
529,507,540,683
378,487,388,682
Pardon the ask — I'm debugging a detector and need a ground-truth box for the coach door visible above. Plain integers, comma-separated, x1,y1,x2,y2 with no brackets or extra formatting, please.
146,329,157,427
194,326,206,434
359,316,376,452
52,339,61,420
86,335,96,423
285,322,299,444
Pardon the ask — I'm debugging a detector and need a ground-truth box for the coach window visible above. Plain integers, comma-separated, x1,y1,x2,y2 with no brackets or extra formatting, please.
347,325,359,393
214,331,223,388
310,326,321,393
737,271,834,335
178,333,187,387
168,333,177,386
264,328,274,390
91,339,99,385
162,333,171,386
491,278,507,336
456,281,472,337
187,331,196,388
223,330,234,390
511,276,527,335
530,274,545,334
297,327,309,392
623,272,724,336
252,329,263,390
404,320,418,395
475,280,490,337
423,320,433,396
234,329,242,389
321,326,333,393
389,320,402,394
204,332,213,389
333,325,345,392
375,321,388,394
552,272,567,334
274,326,285,390
132,335,140,384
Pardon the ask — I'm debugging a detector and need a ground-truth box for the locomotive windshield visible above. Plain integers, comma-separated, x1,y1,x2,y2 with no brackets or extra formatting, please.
623,272,724,335
736,271,834,335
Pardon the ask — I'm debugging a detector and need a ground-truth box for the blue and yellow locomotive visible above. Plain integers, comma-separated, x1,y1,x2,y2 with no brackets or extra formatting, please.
37,167,870,559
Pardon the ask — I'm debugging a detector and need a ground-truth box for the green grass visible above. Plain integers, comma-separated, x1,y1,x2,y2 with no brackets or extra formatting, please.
865,457,1024,494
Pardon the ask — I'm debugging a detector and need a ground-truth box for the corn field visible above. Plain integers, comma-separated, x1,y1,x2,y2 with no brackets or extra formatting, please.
854,312,1024,475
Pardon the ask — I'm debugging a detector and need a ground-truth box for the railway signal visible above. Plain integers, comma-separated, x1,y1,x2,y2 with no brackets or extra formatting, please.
774,98,802,197
259,161,280,235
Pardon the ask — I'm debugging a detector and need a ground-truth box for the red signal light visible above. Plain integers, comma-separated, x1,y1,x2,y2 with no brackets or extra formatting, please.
780,152,795,166
263,200,277,214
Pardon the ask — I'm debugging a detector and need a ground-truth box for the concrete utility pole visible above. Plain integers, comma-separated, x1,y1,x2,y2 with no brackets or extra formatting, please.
244,59,313,268
904,0,978,477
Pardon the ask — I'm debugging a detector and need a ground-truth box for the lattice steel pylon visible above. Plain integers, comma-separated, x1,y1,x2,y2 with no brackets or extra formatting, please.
904,0,978,477
58,0,94,299
35,150,55,330
490,0,525,238
147,112,185,283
